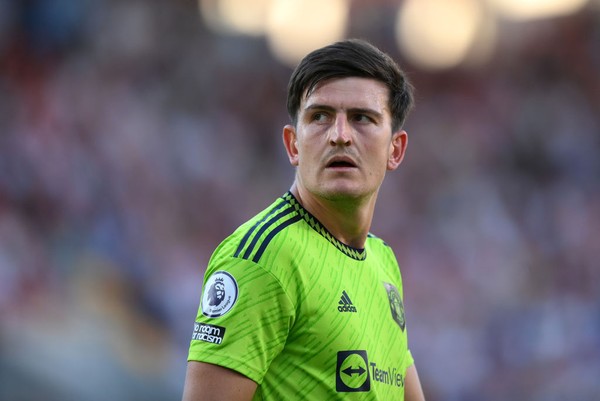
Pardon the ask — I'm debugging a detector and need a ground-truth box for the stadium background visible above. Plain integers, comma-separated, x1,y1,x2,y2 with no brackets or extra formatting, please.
0,0,599,399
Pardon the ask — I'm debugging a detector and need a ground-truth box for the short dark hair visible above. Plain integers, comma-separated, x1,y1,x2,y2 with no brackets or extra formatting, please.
286,39,414,132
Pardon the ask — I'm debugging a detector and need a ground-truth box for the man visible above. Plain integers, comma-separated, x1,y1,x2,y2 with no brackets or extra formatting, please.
183,39,426,401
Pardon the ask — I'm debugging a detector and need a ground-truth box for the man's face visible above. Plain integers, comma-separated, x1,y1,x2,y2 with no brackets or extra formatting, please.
284,77,407,202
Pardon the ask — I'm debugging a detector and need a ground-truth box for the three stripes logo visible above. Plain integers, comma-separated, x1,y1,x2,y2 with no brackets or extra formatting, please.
338,290,357,313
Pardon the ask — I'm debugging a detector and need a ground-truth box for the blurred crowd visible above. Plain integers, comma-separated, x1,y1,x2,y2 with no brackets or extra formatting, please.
1,0,599,400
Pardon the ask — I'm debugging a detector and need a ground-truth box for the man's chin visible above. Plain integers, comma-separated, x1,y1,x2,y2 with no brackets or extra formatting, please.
317,186,371,203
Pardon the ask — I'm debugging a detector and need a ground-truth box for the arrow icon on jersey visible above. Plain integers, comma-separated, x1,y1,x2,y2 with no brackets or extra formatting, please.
342,365,366,377
336,350,370,392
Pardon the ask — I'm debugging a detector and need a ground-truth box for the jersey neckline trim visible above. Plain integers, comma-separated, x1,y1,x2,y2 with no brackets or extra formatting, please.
282,192,367,261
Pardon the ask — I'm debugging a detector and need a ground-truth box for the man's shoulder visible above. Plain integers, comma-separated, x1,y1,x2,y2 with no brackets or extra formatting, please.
366,232,399,265
366,232,393,251
212,194,303,265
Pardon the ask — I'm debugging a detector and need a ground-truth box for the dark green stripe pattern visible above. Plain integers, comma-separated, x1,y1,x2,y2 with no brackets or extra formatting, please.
234,192,367,263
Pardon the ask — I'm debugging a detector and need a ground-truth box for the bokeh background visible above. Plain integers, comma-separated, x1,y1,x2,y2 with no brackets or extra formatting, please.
1,0,599,400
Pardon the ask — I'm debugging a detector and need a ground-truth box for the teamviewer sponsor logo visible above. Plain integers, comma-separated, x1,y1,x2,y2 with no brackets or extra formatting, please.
338,290,357,313
336,350,370,392
336,350,405,393
192,322,226,345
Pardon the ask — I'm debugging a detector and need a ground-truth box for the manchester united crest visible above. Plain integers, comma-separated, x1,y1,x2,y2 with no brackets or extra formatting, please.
383,282,405,331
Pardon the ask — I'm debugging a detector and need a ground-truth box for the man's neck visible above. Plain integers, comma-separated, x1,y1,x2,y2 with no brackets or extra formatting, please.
290,184,377,249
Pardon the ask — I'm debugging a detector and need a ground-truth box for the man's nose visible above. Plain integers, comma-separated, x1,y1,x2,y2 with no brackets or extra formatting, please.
329,114,352,146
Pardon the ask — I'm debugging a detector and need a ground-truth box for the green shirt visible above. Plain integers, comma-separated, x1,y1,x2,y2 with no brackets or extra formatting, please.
188,192,413,400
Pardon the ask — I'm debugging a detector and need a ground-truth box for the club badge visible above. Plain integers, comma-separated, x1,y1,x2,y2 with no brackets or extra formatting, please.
383,282,405,331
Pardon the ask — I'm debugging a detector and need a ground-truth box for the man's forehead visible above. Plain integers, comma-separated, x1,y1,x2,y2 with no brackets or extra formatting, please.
301,77,390,110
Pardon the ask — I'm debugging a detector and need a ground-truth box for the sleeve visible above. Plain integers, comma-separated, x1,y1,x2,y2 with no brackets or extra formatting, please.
405,349,415,369
380,240,414,372
187,255,295,384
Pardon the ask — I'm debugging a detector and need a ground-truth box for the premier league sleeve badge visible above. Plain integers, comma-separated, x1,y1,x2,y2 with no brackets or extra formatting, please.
201,271,239,318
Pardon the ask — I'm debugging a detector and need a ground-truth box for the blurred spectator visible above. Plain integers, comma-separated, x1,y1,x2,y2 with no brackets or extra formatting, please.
1,1,599,400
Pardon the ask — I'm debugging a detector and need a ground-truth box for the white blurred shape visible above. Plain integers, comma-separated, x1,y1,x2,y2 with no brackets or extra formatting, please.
266,0,349,67
463,7,498,68
199,0,272,35
396,0,486,70
486,0,589,20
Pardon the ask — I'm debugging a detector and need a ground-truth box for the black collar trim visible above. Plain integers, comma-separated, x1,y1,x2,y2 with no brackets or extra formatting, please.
282,192,367,261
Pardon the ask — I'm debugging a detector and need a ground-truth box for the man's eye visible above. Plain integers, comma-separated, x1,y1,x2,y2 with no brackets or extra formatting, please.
353,114,373,123
312,112,329,122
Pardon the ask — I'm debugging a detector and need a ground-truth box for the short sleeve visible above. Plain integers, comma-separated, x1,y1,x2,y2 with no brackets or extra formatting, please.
405,349,415,370
187,256,295,384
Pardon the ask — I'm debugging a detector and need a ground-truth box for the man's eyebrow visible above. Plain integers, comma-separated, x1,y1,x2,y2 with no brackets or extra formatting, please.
303,104,384,118
348,107,384,119
303,104,336,113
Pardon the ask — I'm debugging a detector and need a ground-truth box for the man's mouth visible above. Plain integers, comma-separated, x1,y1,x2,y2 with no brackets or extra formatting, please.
326,156,357,169
328,161,355,168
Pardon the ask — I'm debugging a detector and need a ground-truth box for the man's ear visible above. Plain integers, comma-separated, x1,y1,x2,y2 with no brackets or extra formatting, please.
387,130,408,171
283,124,299,166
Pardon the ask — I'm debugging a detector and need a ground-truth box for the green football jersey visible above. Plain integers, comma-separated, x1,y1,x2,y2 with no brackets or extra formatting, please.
188,192,413,400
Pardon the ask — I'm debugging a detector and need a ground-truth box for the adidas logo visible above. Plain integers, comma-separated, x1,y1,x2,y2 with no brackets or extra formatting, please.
338,290,357,313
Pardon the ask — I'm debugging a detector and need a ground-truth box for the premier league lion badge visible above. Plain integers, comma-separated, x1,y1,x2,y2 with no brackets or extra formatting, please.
202,271,239,318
